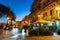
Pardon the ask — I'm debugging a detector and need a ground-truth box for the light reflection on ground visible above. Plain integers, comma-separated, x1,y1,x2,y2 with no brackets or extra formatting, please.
9,28,25,39
10,28,20,35
53,33,58,36
0,29,60,40
0,28,26,40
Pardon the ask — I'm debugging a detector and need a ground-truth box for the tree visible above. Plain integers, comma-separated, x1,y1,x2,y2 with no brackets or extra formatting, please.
7,11,16,21
0,4,10,17
0,4,16,21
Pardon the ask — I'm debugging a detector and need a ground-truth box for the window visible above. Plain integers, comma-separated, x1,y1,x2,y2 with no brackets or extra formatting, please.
50,0,55,2
43,2,46,6
55,0,58,2
43,12,47,17
38,5,41,10
47,0,50,3
39,5,41,8
59,11,60,17
50,10,52,15
38,0,42,2
43,14,45,17
45,12,47,15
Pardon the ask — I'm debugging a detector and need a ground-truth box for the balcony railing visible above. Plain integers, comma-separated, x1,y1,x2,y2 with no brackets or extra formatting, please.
43,0,57,9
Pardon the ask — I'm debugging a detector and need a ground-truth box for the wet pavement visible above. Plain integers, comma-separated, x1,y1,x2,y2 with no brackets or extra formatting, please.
25,36,60,40
0,29,26,40
0,29,60,40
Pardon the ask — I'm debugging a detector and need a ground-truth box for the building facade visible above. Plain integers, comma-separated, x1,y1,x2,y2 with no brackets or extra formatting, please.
21,0,60,29
30,0,60,21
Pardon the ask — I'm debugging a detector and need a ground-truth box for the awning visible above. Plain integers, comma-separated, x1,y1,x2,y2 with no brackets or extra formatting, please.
35,20,54,24
35,20,47,23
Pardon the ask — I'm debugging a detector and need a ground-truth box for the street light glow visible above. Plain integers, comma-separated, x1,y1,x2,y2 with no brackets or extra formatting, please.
22,29,25,35
11,28,19,35
12,21,16,24
56,7,59,10
38,15,40,17
55,7,60,10
7,17,10,20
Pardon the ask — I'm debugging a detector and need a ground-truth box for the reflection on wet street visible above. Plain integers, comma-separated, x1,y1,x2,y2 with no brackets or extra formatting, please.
0,29,26,40
0,29,60,40
25,36,60,40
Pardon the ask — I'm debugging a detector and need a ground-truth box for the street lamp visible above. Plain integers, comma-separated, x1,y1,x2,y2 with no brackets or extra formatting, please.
55,7,59,10
38,15,40,17
12,21,16,24
12,21,16,28
55,7,60,10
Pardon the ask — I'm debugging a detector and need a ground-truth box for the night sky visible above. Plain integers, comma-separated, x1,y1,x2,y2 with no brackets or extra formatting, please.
0,0,33,22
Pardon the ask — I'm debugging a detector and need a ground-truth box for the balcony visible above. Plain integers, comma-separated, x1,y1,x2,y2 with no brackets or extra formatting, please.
42,0,57,9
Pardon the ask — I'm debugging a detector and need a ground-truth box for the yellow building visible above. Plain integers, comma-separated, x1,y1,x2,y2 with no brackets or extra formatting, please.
30,0,60,21
21,0,60,28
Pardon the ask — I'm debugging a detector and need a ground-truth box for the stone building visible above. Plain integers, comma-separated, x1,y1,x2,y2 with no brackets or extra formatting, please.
21,0,60,29
30,0,60,21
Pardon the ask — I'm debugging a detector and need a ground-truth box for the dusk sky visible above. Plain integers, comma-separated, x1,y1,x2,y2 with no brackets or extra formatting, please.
0,0,33,22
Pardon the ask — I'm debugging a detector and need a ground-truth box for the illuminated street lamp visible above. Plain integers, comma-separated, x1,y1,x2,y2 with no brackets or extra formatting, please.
38,15,40,17
55,7,60,10
12,21,16,28
7,17,9,19
55,7,59,10
12,21,16,24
